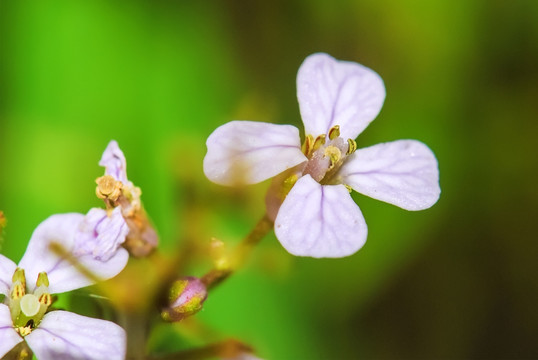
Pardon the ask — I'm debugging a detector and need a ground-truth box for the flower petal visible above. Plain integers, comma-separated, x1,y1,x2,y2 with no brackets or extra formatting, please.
25,310,126,360
18,213,129,294
99,140,129,183
18,213,83,292
274,175,367,258
0,304,23,358
73,207,129,262
339,140,440,210
297,53,386,139
0,254,17,296
204,121,307,185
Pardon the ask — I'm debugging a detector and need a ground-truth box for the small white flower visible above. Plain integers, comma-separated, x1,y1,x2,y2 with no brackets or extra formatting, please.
204,53,440,258
0,212,128,359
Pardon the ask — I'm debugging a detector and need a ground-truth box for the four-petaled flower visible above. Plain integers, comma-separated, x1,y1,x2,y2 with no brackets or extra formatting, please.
204,52,440,258
0,210,128,360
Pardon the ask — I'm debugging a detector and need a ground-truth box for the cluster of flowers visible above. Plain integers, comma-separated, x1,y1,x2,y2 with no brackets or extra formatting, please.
0,141,136,359
0,53,439,359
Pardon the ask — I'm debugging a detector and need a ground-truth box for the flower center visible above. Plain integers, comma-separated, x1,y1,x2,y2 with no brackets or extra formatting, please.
301,125,357,185
8,268,52,336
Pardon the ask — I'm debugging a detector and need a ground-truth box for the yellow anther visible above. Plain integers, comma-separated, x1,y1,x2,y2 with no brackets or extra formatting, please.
38,293,52,307
328,125,340,140
36,272,49,287
12,268,26,286
302,134,314,156
312,134,326,151
95,175,123,201
11,283,25,299
344,184,353,193
347,138,357,155
16,326,32,337
324,146,342,169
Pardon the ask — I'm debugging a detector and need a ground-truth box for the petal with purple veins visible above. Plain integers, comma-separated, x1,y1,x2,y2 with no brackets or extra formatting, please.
338,140,440,210
204,121,307,185
25,310,126,360
297,53,386,140
274,175,367,258
19,213,84,293
19,212,129,294
73,207,129,262
0,254,17,296
0,304,23,359
99,140,129,183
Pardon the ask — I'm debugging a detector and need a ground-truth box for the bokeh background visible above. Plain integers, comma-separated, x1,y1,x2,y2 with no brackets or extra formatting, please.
1,1,538,358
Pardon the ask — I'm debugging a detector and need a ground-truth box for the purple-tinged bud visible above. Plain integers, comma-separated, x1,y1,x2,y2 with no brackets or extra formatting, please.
161,277,207,322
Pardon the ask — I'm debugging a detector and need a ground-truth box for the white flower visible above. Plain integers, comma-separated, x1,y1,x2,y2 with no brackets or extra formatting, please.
0,211,128,359
204,53,440,258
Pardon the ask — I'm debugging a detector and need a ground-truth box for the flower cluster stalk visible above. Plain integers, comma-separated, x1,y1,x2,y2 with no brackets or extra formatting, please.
201,214,273,290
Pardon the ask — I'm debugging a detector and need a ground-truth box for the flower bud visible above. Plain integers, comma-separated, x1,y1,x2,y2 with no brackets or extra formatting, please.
161,277,207,322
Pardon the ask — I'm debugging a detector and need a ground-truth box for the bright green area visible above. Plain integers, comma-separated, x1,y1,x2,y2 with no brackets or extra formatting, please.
1,1,537,358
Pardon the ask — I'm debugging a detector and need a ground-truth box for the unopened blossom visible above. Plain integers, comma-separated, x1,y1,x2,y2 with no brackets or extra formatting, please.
0,211,128,359
161,276,208,322
96,140,158,257
204,52,440,258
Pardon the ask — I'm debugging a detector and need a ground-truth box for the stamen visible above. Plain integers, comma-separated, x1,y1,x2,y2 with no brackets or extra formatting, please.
312,134,326,151
36,272,49,287
347,139,357,155
95,175,123,201
12,268,26,288
344,184,353,193
301,134,314,156
11,283,25,299
38,293,52,307
328,125,340,140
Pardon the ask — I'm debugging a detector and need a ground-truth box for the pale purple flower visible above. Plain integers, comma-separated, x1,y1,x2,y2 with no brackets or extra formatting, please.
0,212,128,359
98,140,141,214
97,140,158,257
204,53,440,258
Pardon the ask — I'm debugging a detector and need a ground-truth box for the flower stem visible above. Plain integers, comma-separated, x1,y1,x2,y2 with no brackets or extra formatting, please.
201,214,273,290
120,311,149,360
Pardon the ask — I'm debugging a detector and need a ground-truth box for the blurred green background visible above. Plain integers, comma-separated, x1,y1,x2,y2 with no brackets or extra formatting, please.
1,0,538,358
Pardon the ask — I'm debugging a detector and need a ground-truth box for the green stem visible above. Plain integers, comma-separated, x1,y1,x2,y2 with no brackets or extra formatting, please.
201,214,273,290
120,311,149,360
